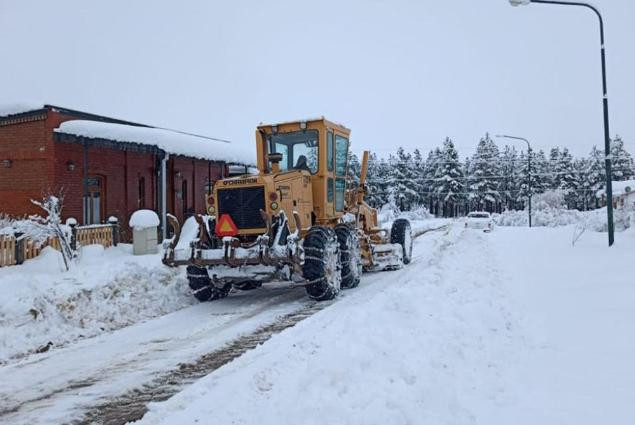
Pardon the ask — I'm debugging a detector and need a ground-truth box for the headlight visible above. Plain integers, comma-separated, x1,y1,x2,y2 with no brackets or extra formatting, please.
270,202,279,210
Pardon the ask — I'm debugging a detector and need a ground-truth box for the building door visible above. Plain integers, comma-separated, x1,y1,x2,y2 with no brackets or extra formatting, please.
181,180,188,219
84,176,104,224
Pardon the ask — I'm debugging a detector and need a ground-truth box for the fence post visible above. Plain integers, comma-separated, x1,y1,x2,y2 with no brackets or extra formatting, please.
66,217,78,251
108,216,119,246
14,232,25,265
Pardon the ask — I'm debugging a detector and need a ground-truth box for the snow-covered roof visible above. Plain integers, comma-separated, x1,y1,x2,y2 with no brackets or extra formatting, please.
0,101,45,118
596,179,635,198
55,120,256,165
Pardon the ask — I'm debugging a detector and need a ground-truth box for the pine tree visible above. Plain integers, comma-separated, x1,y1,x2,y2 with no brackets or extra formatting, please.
548,147,562,190
412,149,426,206
499,145,519,210
532,149,549,195
366,152,387,207
586,146,606,209
424,148,442,214
610,135,634,181
558,148,578,208
573,157,590,210
388,147,419,211
469,133,501,213
433,138,464,217
347,152,361,190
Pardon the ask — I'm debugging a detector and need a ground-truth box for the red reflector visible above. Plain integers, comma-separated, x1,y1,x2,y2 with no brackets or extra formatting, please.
215,214,238,237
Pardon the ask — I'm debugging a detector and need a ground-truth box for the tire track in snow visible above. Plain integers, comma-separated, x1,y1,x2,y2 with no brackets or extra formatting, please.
75,302,332,425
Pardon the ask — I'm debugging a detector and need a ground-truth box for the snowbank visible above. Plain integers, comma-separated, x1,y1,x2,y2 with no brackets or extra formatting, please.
378,204,432,225
0,244,192,363
129,209,160,230
494,207,633,232
55,120,256,165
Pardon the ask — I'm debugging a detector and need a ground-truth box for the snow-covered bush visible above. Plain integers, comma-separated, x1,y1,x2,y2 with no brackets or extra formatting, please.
396,204,433,222
494,206,631,232
377,195,401,224
0,214,52,244
0,214,13,236
532,190,566,210
377,198,432,224
30,194,76,270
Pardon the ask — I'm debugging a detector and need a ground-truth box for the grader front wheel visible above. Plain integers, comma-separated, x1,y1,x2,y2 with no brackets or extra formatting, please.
303,227,341,301
186,265,231,302
390,219,413,265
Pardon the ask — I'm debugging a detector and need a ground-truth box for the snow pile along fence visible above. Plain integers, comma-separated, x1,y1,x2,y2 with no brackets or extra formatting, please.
0,223,116,267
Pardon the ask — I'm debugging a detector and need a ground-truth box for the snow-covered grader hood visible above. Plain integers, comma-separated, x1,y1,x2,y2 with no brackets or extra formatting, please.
163,118,413,302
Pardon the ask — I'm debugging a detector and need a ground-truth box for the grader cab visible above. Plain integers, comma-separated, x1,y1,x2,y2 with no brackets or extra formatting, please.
163,118,412,301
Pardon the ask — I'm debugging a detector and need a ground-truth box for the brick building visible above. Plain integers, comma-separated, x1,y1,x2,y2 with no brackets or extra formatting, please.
0,103,253,239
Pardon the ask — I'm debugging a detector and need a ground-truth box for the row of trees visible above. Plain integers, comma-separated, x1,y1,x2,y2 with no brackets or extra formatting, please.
349,134,634,217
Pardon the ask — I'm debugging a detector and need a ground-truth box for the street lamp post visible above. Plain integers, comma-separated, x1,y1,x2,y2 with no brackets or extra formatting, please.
508,0,615,246
496,135,532,227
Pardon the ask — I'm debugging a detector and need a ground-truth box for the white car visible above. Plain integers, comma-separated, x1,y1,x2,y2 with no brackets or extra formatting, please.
465,211,494,232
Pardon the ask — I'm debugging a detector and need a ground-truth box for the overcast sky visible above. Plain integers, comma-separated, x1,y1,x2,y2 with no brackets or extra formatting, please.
1,0,633,159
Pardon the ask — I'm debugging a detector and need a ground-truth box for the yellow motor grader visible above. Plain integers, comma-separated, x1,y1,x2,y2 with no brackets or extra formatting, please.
163,118,412,301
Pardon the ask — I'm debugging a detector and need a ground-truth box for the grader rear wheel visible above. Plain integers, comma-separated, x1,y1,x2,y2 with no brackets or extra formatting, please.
335,224,362,289
302,227,341,301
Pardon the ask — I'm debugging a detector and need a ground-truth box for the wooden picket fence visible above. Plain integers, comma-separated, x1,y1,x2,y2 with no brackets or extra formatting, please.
0,236,16,267
75,225,115,248
0,224,116,268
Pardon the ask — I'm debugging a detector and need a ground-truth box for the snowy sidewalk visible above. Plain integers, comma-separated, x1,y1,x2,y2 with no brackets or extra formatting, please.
488,227,635,425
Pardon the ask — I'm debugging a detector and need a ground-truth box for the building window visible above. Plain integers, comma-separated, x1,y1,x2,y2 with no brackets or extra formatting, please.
84,176,104,225
138,177,146,209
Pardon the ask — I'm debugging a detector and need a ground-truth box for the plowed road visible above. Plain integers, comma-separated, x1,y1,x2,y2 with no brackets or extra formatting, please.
0,227,450,425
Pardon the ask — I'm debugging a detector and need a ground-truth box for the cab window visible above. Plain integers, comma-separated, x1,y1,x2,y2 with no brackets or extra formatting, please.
327,178,334,203
268,130,319,173
335,135,348,176
327,131,334,172
335,178,346,211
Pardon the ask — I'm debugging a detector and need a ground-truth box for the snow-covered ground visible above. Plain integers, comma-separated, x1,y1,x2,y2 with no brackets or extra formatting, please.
0,244,192,363
1,221,634,425
488,226,635,425
134,225,635,425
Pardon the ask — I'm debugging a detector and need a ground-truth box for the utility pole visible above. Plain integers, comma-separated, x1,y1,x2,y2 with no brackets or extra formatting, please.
497,135,532,227
509,0,615,245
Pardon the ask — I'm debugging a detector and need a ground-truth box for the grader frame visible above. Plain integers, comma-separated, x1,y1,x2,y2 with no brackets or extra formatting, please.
163,118,412,301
